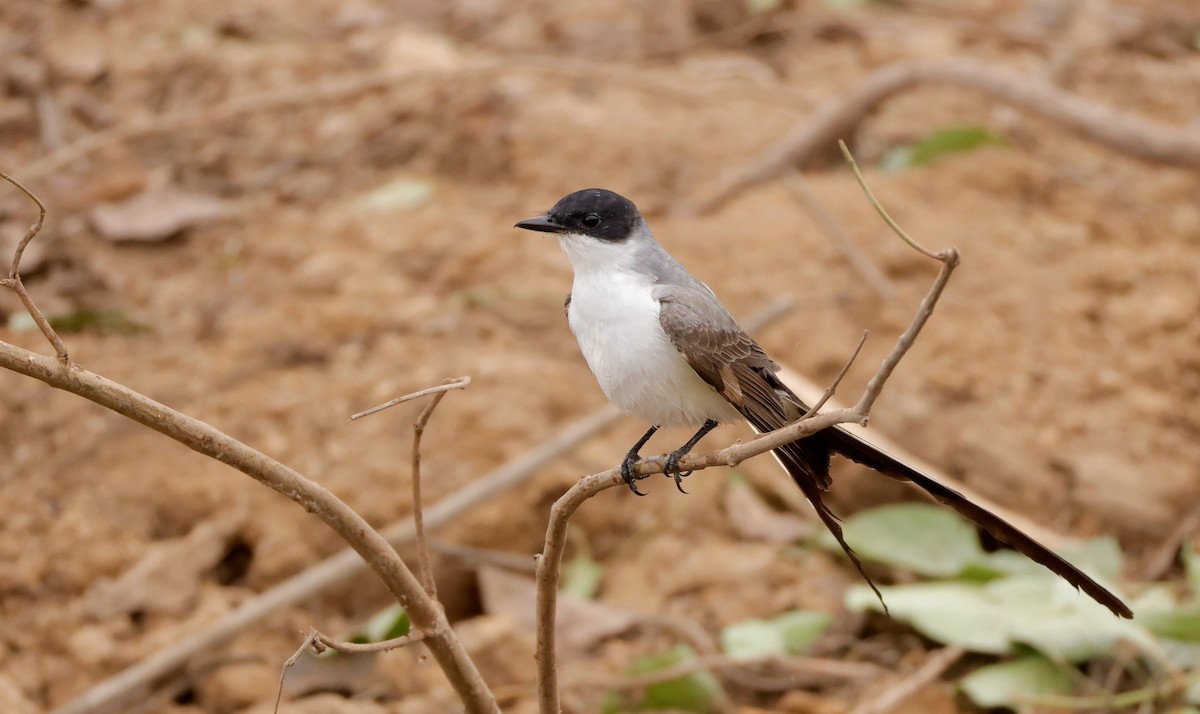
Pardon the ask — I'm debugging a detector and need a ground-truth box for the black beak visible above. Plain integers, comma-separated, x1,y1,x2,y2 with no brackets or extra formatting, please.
514,215,565,234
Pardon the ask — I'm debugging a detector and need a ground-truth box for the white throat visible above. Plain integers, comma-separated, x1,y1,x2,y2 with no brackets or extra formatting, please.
556,232,640,277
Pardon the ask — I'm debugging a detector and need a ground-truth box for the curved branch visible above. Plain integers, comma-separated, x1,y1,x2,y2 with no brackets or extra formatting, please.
0,347,498,713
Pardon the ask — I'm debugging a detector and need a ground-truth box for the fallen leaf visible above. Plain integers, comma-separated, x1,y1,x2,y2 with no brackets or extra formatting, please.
91,187,231,242
959,654,1071,709
477,566,637,651
723,476,811,543
721,610,832,661
85,512,245,618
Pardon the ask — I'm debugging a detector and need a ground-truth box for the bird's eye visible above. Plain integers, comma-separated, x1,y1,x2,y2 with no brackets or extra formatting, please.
581,213,601,228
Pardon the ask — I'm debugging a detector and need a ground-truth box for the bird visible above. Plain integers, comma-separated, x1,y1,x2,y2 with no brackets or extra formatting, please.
515,187,1131,619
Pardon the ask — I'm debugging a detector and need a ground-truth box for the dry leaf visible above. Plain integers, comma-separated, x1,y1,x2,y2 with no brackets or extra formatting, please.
477,566,638,651
85,512,244,618
91,187,231,242
724,480,812,543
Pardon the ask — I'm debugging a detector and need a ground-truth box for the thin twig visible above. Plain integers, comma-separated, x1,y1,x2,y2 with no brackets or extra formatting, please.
1138,498,1200,581
801,330,868,420
783,172,895,300
48,299,796,714
275,628,427,713
574,652,882,693
838,141,940,260
427,538,539,573
1025,669,1200,710
410,379,467,600
847,645,966,714
350,376,471,421
0,170,68,361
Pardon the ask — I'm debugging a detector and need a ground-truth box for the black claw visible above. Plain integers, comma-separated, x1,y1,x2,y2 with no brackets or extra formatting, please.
664,453,692,494
659,419,717,496
621,454,647,496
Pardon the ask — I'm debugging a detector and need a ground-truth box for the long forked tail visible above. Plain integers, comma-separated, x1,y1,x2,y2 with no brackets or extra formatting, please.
749,411,1134,619
822,427,1132,618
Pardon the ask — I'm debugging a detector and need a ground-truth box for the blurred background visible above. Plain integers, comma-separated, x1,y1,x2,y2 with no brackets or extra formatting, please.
1,1,1199,712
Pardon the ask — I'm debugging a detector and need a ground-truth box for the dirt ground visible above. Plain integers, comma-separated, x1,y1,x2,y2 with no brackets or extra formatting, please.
1,0,1199,712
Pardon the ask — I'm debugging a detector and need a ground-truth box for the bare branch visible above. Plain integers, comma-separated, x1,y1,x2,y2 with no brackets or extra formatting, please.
350,376,471,421
0,344,497,712
0,171,68,361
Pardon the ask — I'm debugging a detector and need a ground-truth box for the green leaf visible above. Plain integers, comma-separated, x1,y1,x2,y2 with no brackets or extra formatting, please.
562,553,604,600
881,125,1006,170
846,576,1149,661
348,604,410,644
1058,536,1124,580
960,654,1072,709
46,309,147,335
608,645,724,714
834,503,989,578
1184,541,1200,597
721,611,832,661
1143,608,1200,642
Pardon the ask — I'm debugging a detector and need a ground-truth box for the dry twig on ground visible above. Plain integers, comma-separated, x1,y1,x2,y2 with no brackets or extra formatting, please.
533,144,960,714
847,645,966,714
692,58,1200,214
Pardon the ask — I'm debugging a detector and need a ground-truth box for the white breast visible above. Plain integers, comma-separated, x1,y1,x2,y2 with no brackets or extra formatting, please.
566,264,738,428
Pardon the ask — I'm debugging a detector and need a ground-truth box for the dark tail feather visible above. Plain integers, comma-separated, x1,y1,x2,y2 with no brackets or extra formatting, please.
823,426,1133,619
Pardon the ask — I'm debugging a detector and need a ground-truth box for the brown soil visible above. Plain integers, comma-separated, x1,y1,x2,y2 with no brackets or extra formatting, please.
1,1,1198,712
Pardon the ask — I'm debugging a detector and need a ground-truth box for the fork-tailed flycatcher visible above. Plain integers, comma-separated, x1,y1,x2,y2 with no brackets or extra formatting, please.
515,187,1131,618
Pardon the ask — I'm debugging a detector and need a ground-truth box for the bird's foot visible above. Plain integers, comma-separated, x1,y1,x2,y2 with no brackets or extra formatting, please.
621,451,648,496
664,451,694,494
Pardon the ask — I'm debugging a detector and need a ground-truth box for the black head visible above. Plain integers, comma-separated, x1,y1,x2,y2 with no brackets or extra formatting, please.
514,188,641,242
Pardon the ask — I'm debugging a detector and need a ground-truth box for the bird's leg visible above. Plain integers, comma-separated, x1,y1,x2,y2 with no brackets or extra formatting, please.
664,419,718,493
621,424,660,496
